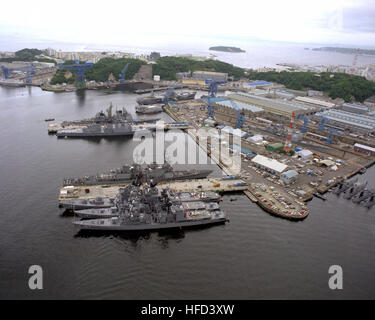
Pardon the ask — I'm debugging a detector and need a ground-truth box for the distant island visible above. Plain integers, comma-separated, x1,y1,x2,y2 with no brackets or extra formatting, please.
312,47,375,55
209,46,246,53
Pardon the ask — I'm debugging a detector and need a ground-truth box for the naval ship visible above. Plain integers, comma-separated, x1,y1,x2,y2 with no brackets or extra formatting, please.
135,105,163,114
136,93,164,105
56,122,134,137
62,104,133,126
74,188,221,219
73,186,227,231
63,163,213,186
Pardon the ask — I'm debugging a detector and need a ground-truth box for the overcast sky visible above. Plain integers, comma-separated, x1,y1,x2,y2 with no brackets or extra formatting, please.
1,0,375,48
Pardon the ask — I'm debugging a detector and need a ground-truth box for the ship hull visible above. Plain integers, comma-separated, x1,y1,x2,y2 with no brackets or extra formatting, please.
73,217,227,231
63,170,212,186
57,131,135,137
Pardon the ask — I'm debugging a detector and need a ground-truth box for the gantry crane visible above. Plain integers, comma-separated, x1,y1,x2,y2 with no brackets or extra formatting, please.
57,60,94,87
296,114,312,133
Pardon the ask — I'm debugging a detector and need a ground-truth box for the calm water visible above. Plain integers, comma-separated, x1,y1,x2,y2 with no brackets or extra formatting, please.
0,86,374,299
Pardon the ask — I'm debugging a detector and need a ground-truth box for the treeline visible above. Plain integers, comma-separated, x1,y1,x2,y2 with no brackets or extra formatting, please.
0,48,56,65
246,70,375,102
85,58,145,82
50,69,76,85
152,56,245,80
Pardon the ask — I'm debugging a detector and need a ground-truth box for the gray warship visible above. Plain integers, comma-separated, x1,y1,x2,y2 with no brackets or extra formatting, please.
62,103,133,126
74,189,221,219
63,163,213,186
352,189,374,204
135,105,163,114
59,196,115,210
56,122,134,137
73,186,227,231
342,181,367,200
136,93,164,105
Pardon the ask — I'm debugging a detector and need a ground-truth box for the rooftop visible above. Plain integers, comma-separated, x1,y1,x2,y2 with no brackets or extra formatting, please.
251,155,288,173
214,98,264,113
295,96,335,108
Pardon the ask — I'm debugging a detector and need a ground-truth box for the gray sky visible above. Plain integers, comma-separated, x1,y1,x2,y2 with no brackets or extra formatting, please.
1,0,375,47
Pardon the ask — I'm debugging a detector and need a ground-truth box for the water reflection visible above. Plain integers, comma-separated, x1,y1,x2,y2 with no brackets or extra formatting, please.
75,89,86,106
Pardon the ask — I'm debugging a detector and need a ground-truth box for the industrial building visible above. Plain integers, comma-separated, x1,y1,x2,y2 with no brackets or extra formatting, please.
192,71,228,82
266,142,284,152
251,155,288,174
297,149,313,159
229,144,257,158
315,110,375,133
295,96,335,109
228,92,317,117
213,98,264,116
354,143,375,156
342,103,369,115
280,170,299,185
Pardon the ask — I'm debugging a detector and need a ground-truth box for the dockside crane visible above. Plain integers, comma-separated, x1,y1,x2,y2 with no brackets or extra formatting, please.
57,60,94,87
204,79,227,119
318,116,331,131
296,114,312,133
162,86,176,105
228,99,246,129
119,63,130,83
326,128,341,145
0,65,14,79
1,64,35,83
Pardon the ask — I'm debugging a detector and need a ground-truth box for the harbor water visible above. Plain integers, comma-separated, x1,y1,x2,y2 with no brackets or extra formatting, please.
0,86,374,299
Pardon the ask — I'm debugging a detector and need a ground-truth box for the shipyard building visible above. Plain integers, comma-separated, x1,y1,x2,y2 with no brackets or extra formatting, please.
315,110,375,133
228,92,317,117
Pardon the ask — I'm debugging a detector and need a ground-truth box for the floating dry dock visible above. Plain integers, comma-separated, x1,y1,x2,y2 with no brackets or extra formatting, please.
59,177,248,202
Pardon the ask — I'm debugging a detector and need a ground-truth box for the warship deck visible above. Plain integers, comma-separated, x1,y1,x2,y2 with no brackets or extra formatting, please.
59,177,248,201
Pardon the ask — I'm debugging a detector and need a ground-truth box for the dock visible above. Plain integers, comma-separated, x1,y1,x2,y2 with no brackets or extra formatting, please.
58,177,248,201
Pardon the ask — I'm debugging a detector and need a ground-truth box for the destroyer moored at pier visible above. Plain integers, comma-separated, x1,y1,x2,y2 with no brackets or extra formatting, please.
73,185,227,231
63,163,213,186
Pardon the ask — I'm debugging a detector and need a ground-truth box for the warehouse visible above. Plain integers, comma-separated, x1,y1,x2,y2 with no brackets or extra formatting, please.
342,103,369,115
354,143,375,156
251,155,288,174
280,170,299,185
192,71,228,82
214,98,264,115
295,96,335,109
266,142,284,152
315,110,375,133
228,92,317,117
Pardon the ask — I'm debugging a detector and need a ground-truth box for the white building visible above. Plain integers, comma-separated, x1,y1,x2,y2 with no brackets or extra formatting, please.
251,155,288,174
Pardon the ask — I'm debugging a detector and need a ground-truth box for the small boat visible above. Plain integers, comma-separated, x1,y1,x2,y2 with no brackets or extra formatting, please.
45,118,55,122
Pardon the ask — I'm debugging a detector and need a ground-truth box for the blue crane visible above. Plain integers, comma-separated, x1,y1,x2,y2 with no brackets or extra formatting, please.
1,64,35,83
228,99,246,129
204,79,227,118
296,115,312,133
318,116,331,131
0,65,13,79
326,128,341,144
57,60,94,87
119,63,130,83
162,86,176,105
